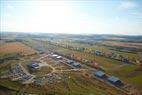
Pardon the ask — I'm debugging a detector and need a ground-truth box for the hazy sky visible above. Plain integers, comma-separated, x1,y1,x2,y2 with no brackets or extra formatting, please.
0,0,142,35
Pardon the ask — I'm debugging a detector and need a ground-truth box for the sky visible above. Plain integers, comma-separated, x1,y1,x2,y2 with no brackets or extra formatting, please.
0,0,142,35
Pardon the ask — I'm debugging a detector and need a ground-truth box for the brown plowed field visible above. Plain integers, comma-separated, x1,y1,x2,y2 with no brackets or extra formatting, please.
0,42,37,55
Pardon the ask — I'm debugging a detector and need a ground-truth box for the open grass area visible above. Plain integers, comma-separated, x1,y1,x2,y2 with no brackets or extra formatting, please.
108,65,142,87
0,79,23,91
53,73,126,95
31,66,52,77
0,74,126,95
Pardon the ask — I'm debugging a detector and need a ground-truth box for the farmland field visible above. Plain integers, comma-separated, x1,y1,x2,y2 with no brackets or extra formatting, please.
0,42,37,55
0,33,142,95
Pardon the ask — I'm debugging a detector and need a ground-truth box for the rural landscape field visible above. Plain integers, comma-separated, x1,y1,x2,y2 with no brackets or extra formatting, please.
0,0,142,95
0,32,142,95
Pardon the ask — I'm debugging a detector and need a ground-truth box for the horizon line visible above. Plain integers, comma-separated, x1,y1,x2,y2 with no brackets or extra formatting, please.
1,31,142,36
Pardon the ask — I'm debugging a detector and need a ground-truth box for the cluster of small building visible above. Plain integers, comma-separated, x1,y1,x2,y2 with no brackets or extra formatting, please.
66,60,81,68
94,70,124,87
50,53,81,69
50,52,125,88
48,41,136,65
51,54,62,60
94,50,133,64
9,63,35,84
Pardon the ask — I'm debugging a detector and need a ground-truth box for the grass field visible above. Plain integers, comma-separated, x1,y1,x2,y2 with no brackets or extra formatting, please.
0,73,126,95
108,65,142,91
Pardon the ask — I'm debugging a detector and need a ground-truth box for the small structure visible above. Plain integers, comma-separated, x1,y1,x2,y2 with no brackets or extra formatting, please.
92,62,100,70
67,60,74,64
72,62,81,68
51,54,62,60
95,50,103,56
31,63,40,70
123,58,132,64
52,54,58,58
107,76,123,86
34,78,45,86
66,60,81,68
95,71,106,79
56,56,62,60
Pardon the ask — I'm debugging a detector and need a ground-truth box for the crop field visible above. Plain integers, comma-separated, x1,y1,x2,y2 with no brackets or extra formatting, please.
0,42,37,55
100,41,142,49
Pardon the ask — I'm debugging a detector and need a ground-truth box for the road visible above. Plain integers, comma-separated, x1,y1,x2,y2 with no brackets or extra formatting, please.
36,54,89,74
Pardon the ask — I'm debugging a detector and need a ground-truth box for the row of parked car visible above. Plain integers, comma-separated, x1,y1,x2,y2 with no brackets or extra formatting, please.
9,63,35,84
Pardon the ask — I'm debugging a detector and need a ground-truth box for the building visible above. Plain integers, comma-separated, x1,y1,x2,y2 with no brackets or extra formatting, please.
56,56,62,59
95,50,103,56
31,63,40,70
123,58,132,64
67,60,74,64
66,60,81,68
51,54,58,58
51,54,62,60
72,62,81,68
95,71,106,79
92,62,100,70
34,78,45,86
107,76,123,86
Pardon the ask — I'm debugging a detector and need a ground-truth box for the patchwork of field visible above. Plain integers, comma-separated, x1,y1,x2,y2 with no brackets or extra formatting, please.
100,41,142,49
0,37,142,95
0,42,37,55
